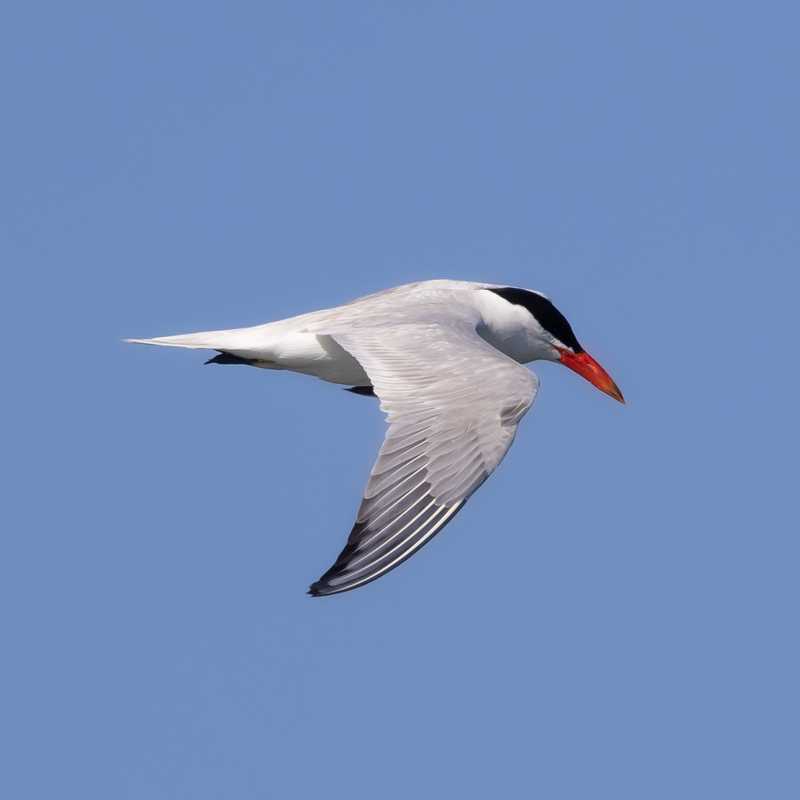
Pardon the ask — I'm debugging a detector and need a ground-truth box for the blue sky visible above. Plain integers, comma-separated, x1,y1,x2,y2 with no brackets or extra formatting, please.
2,2,798,798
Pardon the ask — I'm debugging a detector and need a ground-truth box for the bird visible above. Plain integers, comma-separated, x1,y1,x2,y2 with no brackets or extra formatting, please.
127,279,623,596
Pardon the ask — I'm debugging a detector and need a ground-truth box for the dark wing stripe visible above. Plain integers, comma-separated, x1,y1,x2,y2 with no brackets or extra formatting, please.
357,476,429,527
309,501,464,596
356,476,431,529
309,478,434,592
357,484,434,549
358,478,430,529
345,498,440,573
335,503,462,593
358,492,439,550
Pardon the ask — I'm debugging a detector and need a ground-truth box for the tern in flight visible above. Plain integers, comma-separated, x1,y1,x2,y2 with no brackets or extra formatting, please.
128,280,623,596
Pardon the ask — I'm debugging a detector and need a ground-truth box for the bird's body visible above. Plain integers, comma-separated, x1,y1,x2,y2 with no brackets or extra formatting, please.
128,279,623,596
129,281,556,383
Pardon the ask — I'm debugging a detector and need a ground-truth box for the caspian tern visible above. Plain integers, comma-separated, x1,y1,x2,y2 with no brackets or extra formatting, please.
127,280,623,596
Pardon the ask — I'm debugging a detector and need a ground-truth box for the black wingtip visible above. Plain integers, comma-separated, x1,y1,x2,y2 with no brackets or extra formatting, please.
307,582,326,597
205,352,256,366
345,385,376,397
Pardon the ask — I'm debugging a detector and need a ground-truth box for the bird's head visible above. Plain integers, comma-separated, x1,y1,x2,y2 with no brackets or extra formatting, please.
486,286,625,403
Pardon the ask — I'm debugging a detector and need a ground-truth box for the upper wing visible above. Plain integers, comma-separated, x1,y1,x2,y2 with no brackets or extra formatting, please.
308,321,539,596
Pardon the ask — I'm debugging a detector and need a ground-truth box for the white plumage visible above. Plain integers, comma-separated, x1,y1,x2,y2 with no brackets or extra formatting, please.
128,280,622,595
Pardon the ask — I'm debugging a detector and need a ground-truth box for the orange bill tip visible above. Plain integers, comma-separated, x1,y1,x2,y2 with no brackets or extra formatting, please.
559,349,625,404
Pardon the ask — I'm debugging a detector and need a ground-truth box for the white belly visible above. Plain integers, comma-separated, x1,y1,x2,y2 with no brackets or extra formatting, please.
244,333,370,386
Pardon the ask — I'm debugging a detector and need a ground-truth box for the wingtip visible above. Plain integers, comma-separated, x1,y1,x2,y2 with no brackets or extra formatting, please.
308,578,346,597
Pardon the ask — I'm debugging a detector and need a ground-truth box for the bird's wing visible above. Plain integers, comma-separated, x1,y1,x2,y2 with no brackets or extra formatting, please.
308,321,539,596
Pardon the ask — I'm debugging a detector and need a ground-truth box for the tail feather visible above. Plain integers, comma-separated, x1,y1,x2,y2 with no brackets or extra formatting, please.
124,327,256,351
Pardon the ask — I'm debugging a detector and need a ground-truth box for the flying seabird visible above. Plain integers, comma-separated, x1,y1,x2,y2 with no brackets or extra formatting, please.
127,280,624,596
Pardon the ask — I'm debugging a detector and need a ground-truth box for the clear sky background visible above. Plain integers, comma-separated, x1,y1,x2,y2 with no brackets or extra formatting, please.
2,2,798,798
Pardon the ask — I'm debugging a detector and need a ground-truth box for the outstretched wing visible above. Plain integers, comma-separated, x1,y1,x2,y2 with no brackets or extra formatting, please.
308,321,539,596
